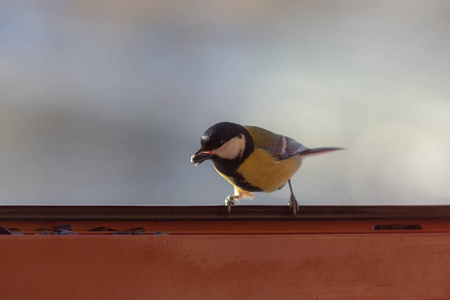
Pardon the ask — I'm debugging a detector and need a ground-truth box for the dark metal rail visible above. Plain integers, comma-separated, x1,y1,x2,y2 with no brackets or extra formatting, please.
0,205,449,221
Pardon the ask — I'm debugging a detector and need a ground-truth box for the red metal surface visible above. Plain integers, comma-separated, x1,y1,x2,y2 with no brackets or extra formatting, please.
1,206,450,299
1,218,450,235
1,232,450,299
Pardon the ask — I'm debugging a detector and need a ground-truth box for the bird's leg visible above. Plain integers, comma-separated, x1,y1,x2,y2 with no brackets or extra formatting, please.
224,195,237,214
288,180,300,217
224,188,244,215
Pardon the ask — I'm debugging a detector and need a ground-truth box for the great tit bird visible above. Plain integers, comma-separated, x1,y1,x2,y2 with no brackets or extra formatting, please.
191,122,342,216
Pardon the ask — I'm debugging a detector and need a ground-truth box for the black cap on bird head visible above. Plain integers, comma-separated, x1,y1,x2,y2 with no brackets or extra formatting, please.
191,122,253,166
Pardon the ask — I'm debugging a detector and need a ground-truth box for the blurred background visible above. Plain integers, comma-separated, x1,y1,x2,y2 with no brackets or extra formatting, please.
0,0,449,205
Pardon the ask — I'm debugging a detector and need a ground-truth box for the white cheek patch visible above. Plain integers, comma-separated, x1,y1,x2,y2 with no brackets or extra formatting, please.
213,134,246,160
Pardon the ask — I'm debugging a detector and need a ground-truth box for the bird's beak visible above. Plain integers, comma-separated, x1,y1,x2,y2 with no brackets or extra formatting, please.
191,150,214,166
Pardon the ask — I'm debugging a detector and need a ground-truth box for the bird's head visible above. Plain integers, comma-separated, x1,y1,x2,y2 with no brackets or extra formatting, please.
191,122,253,166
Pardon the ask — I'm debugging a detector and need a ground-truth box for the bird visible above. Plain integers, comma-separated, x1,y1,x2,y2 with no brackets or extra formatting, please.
190,122,342,216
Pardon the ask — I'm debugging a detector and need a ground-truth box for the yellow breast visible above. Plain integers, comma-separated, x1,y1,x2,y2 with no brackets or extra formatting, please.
237,149,302,193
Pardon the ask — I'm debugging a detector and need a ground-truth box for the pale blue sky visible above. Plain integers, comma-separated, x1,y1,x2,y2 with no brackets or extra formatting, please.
0,1,449,205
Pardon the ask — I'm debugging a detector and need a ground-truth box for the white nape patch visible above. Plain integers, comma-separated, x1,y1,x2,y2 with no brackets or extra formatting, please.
213,134,246,160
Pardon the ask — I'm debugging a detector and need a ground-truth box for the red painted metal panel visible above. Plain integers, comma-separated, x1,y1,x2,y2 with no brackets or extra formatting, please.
1,233,450,299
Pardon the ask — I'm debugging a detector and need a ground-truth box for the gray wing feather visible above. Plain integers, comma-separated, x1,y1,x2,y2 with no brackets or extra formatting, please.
261,135,309,161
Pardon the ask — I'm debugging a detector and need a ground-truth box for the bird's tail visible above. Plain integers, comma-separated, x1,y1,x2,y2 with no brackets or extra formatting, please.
300,147,343,158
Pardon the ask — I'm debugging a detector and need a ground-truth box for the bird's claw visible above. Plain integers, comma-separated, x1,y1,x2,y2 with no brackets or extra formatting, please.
225,196,236,215
289,196,300,217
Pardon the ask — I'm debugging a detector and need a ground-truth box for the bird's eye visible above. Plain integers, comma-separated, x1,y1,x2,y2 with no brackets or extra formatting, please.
220,139,224,144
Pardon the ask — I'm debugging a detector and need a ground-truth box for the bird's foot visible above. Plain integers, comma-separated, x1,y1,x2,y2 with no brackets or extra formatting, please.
225,195,236,215
289,195,300,217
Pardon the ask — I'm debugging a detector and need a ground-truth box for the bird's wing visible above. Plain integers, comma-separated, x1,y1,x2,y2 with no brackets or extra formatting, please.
244,126,309,161
278,136,310,159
